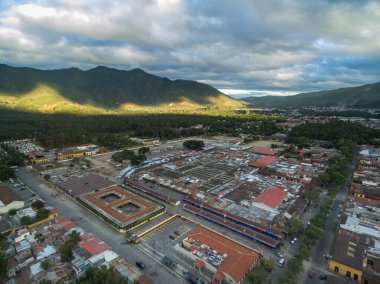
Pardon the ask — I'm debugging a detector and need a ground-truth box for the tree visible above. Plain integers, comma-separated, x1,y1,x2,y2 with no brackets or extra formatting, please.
32,200,45,210
36,208,50,220
283,145,298,155
40,259,52,270
304,225,323,241
183,140,205,150
0,233,8,252
304,187,321,204
247,258,274,284
68,230,81,245
59,242,74,262
80,265,129,284
39,279,51,284
0,165,14,181
311,214,326,228
289,219,304,238
286,256,304,279
43,174,51,181
20,216,32,226
138,147,150,155
111,150,135,163
8,208,17,216
130,154,146,166
298,245,310,260
0,253,7,278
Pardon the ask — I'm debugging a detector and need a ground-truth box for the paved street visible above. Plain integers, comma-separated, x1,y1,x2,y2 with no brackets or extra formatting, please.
16,168,183,284
268,152,358,284
268,196,328,284
296,153,358,284
297,192,345,284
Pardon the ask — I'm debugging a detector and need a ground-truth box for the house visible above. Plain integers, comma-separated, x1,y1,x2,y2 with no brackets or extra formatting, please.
328,228,380,283
56,147,85,160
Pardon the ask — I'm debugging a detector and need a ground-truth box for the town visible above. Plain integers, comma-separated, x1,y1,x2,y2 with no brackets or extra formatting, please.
0,118,379,284
1,1,380,284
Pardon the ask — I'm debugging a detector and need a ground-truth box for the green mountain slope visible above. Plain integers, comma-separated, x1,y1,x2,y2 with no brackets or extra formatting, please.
243,82,380,108
0,64,241,113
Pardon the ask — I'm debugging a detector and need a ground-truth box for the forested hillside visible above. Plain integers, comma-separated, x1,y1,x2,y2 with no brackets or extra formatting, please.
244,82,380,108
0,64,242,113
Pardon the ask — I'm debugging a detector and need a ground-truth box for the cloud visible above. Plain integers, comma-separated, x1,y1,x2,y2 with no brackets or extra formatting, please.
220,89,299,99
0,0,379,95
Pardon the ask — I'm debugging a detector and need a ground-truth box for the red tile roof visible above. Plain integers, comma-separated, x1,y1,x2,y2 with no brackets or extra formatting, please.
194,259,205,269
254,187,287,209
189,245,197,251
188,227,259,282
213,271,225,282
80,186,161,228
0,186,21,205
80,234,111,256
58,219,77,231
253,148,278,156
249,156,278,168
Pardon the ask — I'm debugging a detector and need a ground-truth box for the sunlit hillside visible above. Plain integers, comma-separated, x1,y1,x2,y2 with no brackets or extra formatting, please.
0,64,244,115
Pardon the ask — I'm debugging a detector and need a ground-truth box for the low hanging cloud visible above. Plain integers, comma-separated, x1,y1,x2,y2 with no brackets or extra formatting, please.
0,0,379,95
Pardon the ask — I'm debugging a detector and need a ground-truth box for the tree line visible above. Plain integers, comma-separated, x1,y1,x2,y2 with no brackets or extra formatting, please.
0,109,282,149
288,120,380,146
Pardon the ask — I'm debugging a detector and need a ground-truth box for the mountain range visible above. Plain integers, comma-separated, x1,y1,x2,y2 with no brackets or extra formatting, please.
1,63,379,114
0,64,240,114
243,82,380,108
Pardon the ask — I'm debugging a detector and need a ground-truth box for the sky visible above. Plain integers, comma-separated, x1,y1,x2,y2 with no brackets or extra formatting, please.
0,0,380,98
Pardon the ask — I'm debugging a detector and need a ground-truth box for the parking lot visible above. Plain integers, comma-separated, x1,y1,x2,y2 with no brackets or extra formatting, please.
139,216,204,278
142,216,197,248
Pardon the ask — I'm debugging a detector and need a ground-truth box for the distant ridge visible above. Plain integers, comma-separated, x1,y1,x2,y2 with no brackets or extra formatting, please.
0,64,241,114
243,82,380,108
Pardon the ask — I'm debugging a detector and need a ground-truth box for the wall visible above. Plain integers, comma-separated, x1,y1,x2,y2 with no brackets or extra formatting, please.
328,259,362,282
0,201,25,214
27,211,59,229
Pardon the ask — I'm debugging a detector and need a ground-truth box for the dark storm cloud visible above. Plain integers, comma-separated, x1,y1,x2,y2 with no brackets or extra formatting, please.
0,0,379,96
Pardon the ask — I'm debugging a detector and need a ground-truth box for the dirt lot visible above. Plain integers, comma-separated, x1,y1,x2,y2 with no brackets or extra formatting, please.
247,139,284,149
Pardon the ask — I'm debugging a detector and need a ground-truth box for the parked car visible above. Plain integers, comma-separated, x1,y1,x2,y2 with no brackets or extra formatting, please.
278,258,285,267
136,261,145,270
319,274,327,281
169,235,176,240
308,271,315,278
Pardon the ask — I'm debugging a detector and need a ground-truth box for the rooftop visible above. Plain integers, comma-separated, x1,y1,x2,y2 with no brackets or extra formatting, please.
340,216,380,240
0,185,21,205
249,155,278,168
187,227,259,283
330,229,368,271
254,187,287,209
55,174,114,197
80,234,112,256
253,148,278,156
79,186,162,228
